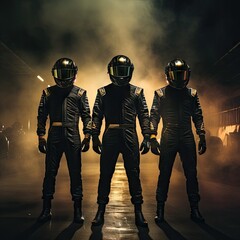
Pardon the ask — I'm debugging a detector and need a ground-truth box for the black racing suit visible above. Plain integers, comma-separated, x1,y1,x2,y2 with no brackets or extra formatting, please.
150,85,205,206
92,83,150,205
37,85,91,200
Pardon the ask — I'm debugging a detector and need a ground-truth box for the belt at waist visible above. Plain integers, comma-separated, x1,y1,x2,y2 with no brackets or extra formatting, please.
166,123,180,127
107,124,135,129
51,122,77,127
164,123,192,128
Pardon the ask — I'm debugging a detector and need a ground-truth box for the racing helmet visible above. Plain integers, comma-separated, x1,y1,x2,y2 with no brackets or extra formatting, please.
52,58,78,88
108,55,134,86
165,58,191,89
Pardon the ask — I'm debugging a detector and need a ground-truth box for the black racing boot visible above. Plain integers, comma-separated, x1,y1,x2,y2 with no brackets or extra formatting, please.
155,203,165,224
37,198,52,223
73,200,84,224
134,204,148,228
190,206,205,223
92,204,106,226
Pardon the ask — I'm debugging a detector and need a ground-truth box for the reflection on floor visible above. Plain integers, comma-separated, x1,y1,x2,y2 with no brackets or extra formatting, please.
0,152,239,240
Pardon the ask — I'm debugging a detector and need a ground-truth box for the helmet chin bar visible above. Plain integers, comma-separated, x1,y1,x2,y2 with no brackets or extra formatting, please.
110,75,132,86
54,77,75,88
168,78,189,89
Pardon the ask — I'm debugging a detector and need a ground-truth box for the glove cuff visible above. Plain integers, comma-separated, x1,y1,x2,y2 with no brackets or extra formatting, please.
84,133,91,139
39,137,46,142
144,134,150,140
92,135,99,141
199,134,206,141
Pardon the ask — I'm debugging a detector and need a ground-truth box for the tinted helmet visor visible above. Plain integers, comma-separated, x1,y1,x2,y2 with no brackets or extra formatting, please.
109,66,131,77
52,68,76,80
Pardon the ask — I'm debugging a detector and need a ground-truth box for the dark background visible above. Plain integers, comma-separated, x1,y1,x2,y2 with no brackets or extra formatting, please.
0,1,240,239
0,0,239,166
0,0,239,116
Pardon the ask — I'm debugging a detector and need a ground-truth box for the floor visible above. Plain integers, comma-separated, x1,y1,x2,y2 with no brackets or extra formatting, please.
0,150,239,240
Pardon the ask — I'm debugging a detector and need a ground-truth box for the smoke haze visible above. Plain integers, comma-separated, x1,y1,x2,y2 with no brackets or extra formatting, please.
0,0,239,186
